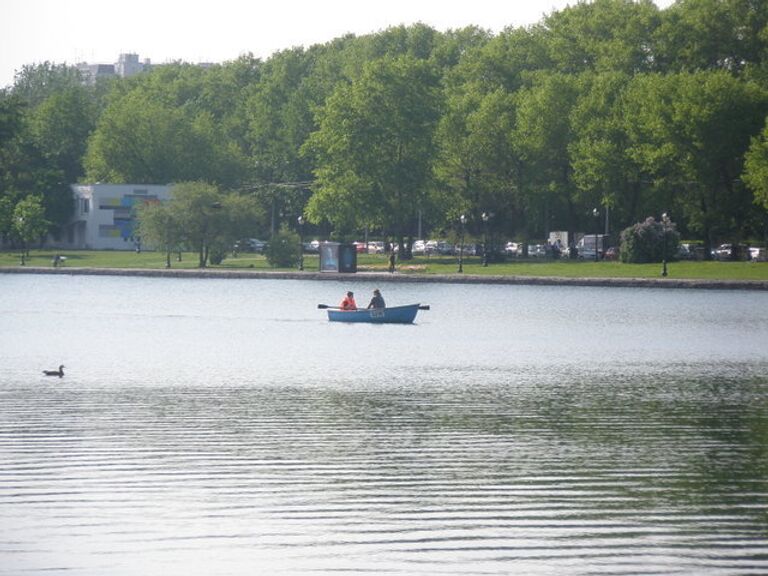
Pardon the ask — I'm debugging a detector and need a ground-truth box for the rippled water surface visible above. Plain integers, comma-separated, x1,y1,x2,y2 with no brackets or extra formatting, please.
1,274,768,575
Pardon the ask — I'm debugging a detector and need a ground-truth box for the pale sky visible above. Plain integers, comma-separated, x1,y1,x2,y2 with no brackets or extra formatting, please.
1,0,675,89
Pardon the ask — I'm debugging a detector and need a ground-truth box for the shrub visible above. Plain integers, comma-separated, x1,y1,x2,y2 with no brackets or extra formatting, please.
619,216,680,263
264,226,301,267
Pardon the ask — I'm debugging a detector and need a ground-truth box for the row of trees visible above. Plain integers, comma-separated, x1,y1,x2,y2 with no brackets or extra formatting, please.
3,0,768,259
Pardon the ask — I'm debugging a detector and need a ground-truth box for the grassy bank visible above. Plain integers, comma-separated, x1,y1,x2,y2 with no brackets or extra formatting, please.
2,249,767,281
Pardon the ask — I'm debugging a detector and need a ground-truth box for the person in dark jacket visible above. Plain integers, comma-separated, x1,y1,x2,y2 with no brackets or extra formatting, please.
367,289,385,309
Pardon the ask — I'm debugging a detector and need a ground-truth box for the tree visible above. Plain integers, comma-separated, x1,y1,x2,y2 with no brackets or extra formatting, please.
246,48,316,186
542,0,661,74
743,118,768,212
569,72,653,234
436,87,523,241
0,92,73,235
513,72,582,239
161,181,263,268
28,86,96,184
11,62,83,107
84,69,248,187
13,196,49,262
136,201,182,268
655,0,768,73
304,55,442,254
622,71,768,253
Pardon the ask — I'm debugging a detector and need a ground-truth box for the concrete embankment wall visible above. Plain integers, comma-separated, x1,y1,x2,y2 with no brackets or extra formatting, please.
2,266,767,291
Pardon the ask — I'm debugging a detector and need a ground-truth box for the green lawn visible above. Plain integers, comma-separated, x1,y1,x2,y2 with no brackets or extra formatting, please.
2,249,767,281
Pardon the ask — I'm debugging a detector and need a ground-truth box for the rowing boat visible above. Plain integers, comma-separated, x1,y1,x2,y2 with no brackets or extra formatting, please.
323,303,428,324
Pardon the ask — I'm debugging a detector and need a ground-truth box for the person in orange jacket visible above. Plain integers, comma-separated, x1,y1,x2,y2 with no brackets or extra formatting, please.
340,291,357,311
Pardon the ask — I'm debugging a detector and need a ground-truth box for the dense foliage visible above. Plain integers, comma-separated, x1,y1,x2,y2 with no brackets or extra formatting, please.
619,216,681,263
3,0,768,258
264,226,302,268
137,181,263,267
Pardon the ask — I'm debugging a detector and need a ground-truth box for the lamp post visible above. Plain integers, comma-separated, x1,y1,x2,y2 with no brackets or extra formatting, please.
661,212,669,277
592,208,600,262
482,212,490,267
17,216,25,265
297,215,304,271
458,214,466,273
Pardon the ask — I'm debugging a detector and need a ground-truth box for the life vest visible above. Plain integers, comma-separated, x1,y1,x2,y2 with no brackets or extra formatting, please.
340,296,357,311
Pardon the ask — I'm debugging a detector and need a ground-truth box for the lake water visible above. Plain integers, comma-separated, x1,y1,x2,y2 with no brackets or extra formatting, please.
1,273,767,575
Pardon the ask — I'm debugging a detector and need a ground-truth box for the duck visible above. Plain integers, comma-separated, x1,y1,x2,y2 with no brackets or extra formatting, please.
43,365,64,378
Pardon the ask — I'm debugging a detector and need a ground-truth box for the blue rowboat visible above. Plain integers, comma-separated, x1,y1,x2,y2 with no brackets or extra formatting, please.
326,303,427,324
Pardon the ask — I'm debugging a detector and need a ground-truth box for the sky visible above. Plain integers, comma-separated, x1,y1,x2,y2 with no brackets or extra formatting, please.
1,0,675,89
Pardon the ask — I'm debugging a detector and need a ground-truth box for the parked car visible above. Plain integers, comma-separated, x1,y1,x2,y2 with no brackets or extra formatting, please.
421,239,455,256
412,240,426,255
678,243,704,260
303,239,320,253
367,241,385,254
528,244,547,258
750,246,765,261
712,243,749,261
603,246,619,261
236,238,267,253
353,241,367,253
505,242,519,256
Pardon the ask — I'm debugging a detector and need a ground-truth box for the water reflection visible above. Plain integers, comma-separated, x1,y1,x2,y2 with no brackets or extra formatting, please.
1,275,767,574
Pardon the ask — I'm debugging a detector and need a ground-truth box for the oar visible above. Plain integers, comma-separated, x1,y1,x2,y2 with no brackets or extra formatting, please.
418,305,430,310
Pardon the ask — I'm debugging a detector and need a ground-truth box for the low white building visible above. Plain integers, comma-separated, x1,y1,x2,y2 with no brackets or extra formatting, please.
60,184,172,250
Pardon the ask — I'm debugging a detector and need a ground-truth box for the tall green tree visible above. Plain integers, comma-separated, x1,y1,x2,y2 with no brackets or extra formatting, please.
569,72,655,235
0,92,72,236
13,195,49,258
163,181,263,267
513,72,582,239
743,120,768,211
436,87,522,239
11,62,82,107
84,69,248,187
655,0,768,73
304,55,442,252
542,0,661,74
622,71,768,252
136,200,182,268
28,86,96,183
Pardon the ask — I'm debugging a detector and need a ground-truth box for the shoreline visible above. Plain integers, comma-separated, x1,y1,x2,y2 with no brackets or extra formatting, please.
2,266,767,291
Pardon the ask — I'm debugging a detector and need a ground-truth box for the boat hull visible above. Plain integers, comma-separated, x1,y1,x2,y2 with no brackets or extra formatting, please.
327,304,421,324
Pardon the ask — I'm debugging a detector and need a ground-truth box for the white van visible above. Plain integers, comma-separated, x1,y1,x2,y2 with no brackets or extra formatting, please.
576,234,610,260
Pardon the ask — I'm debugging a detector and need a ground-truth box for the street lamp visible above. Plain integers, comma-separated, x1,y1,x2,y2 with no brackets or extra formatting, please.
458,214,466,273
481,212,491,267
592,208,600,262
17,216,25,266
297,215,304,271
661,212,669,277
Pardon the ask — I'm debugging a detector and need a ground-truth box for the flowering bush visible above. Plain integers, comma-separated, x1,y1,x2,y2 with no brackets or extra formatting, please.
619,217,680,263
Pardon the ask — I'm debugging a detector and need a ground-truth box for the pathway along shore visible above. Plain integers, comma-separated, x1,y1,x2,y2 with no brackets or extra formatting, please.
2,266,767,291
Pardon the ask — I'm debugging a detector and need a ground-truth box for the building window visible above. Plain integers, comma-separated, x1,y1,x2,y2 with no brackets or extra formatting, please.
82,198,90,213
